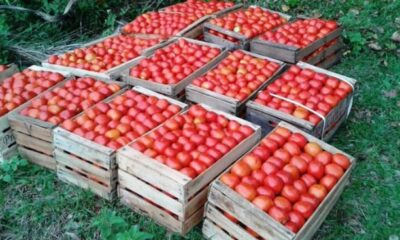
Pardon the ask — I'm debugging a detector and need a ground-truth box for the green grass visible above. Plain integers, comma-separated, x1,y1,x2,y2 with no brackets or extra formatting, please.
1,0,400,239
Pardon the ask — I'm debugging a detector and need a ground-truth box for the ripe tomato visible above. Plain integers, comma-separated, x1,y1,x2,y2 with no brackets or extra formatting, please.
314,151,333,165
299,193,320,209
231,161,252,177
320,175,338,191
332,153,351,169
324,163,344,179
276,170,294,185
241,176,260,188
262,138,279,152
224,211,238,223
273,149,291,163
290,156,308,174
293,201,313,219
285,221,299,233
220,173,241,188
307,160,325,180
281,185,300,203
283,164,300,180
235,183,257,201
268,206,289,224
256,185,275,199
252,196,274,211
301,174,317,188
308,184,328,201
264,174,284,193
268,133,286,147
274,127,292,139
242,154,262,170
288,211,305,229
251,169,267,183
274,196,292,212
304,142,322,157
261,161,280,175
180,167,197,178
283,141,302,156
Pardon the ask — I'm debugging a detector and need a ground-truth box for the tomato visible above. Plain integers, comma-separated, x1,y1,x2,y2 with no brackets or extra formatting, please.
189,160,208,174
283,142,302,156
231,161,252,177
320,175,338,191
241,176,260,188
242,154,262,170
285,221,299,233
276,170,294,185
274,149,291,163
314,151,333,165
261,161,280,175
268,206,289,224
293,201,313,219
267,156,285,169
304,142,322,157
220,173,240,188
324,163,344,179
288,211,305,229
282,185,300,203
283,164,300,180
262,138,279,152
301,174,317,188
290,156,308,174
246,227,259,238
180,167,197,178
274,196,292,212
252,146,271,161
252,169,267,183
252,196,274,211
264,175,284,193
256,186,275,199
307,160,325,180
299,153,313,163
235,183,257,201
308,184,328,201
332,153,351,169
268,133,286,147
274,127,292,139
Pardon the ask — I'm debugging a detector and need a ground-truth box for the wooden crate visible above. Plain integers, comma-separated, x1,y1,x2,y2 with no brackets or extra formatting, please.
317,50,343,69
0,63,18,80
121,37,229,98
42,33,163,81
204,6,291,50
245,61,356,140
305,38,343,66
186,50,287,115
8,76,124,170
53,86,188,200
203,121,356,240
117,104,262,235
250,18,343,63
0,66,72,163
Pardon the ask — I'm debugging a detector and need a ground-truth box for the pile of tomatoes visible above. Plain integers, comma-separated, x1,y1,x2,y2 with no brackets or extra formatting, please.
130,39,221,85
163,0,234,18
209,7,287,38
48,35,161,73
192,50,281,101
122,12,199,37
20,77,121,125
61,89,182,150
221,126,351,234
260,19,338,48
131,105,255,178
0,69,65,116
254,65,353,125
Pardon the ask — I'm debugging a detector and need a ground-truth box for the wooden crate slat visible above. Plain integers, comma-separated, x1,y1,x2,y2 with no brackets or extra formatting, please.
8,116,53,142
203,219,234,240
54,149,112,180
14,132,53,155
209,181,294,240
54,128,114,169
18,146,56,170
0,145,17,163
0,128,16,150
57,165,116,200
205,204,258,240
0,63,18,80
118,187,186,233
117,148,189,200
184,186,209,219
119,169,184,218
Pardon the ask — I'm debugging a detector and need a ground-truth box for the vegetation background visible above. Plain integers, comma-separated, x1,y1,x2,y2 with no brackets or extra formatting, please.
1,0,400,239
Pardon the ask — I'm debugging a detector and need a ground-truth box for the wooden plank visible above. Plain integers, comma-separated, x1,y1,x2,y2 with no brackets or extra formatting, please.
54,149,112,180
0,128,16,150
0,115,10,134
57,165,116,200
18,146,56,170
203,219,234,240
205,204,258,240
119,187,184,233
181,205,204,235
8,116,54,142
184,186,209,219
305,39,343,65
117,148,189,200
0,145,18,163
14,131,53,155
53,128,114,169
118,169,185,218
0,63,18,80
209,181,294,240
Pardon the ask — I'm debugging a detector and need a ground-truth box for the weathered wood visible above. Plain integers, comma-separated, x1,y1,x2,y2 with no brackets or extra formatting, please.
203,218,234,240
0,63,18,80
305,39,343,65
18,146,56,170
121,37,228,97
13,131,53,155
204,122,356,240
0,145,17,163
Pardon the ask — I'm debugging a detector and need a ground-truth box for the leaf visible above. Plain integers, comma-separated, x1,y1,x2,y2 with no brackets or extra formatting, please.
92,209,129,240
368,42,382,51
2,174,12,182
391,31,400,42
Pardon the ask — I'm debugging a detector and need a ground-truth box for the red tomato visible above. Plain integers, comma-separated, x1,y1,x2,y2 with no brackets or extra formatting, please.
283,141,302,156
261,161,280,175
256,186,276,199
290,156,308,174
332,153,351,169
252,195,274,211
220,173,240,188
268,206,289,224
235,183,257,201
301,174,317,188
231,161,252,177
273,149,291,163
293,201,313,219
274,127,292,139
308,184,328,201
320,174,338,191
299,193,320,209
281,185,300,203
314,151,333,165
289,211,305,229
304,142,322,157
283,164,300,180
293,179,308,194
307,160,325,180
274,196,292,212
242,154,262,170
325,163,344,179
264,174,284,193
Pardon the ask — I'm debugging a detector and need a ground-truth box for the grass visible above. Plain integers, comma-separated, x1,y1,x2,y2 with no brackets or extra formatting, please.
1,0,400,239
